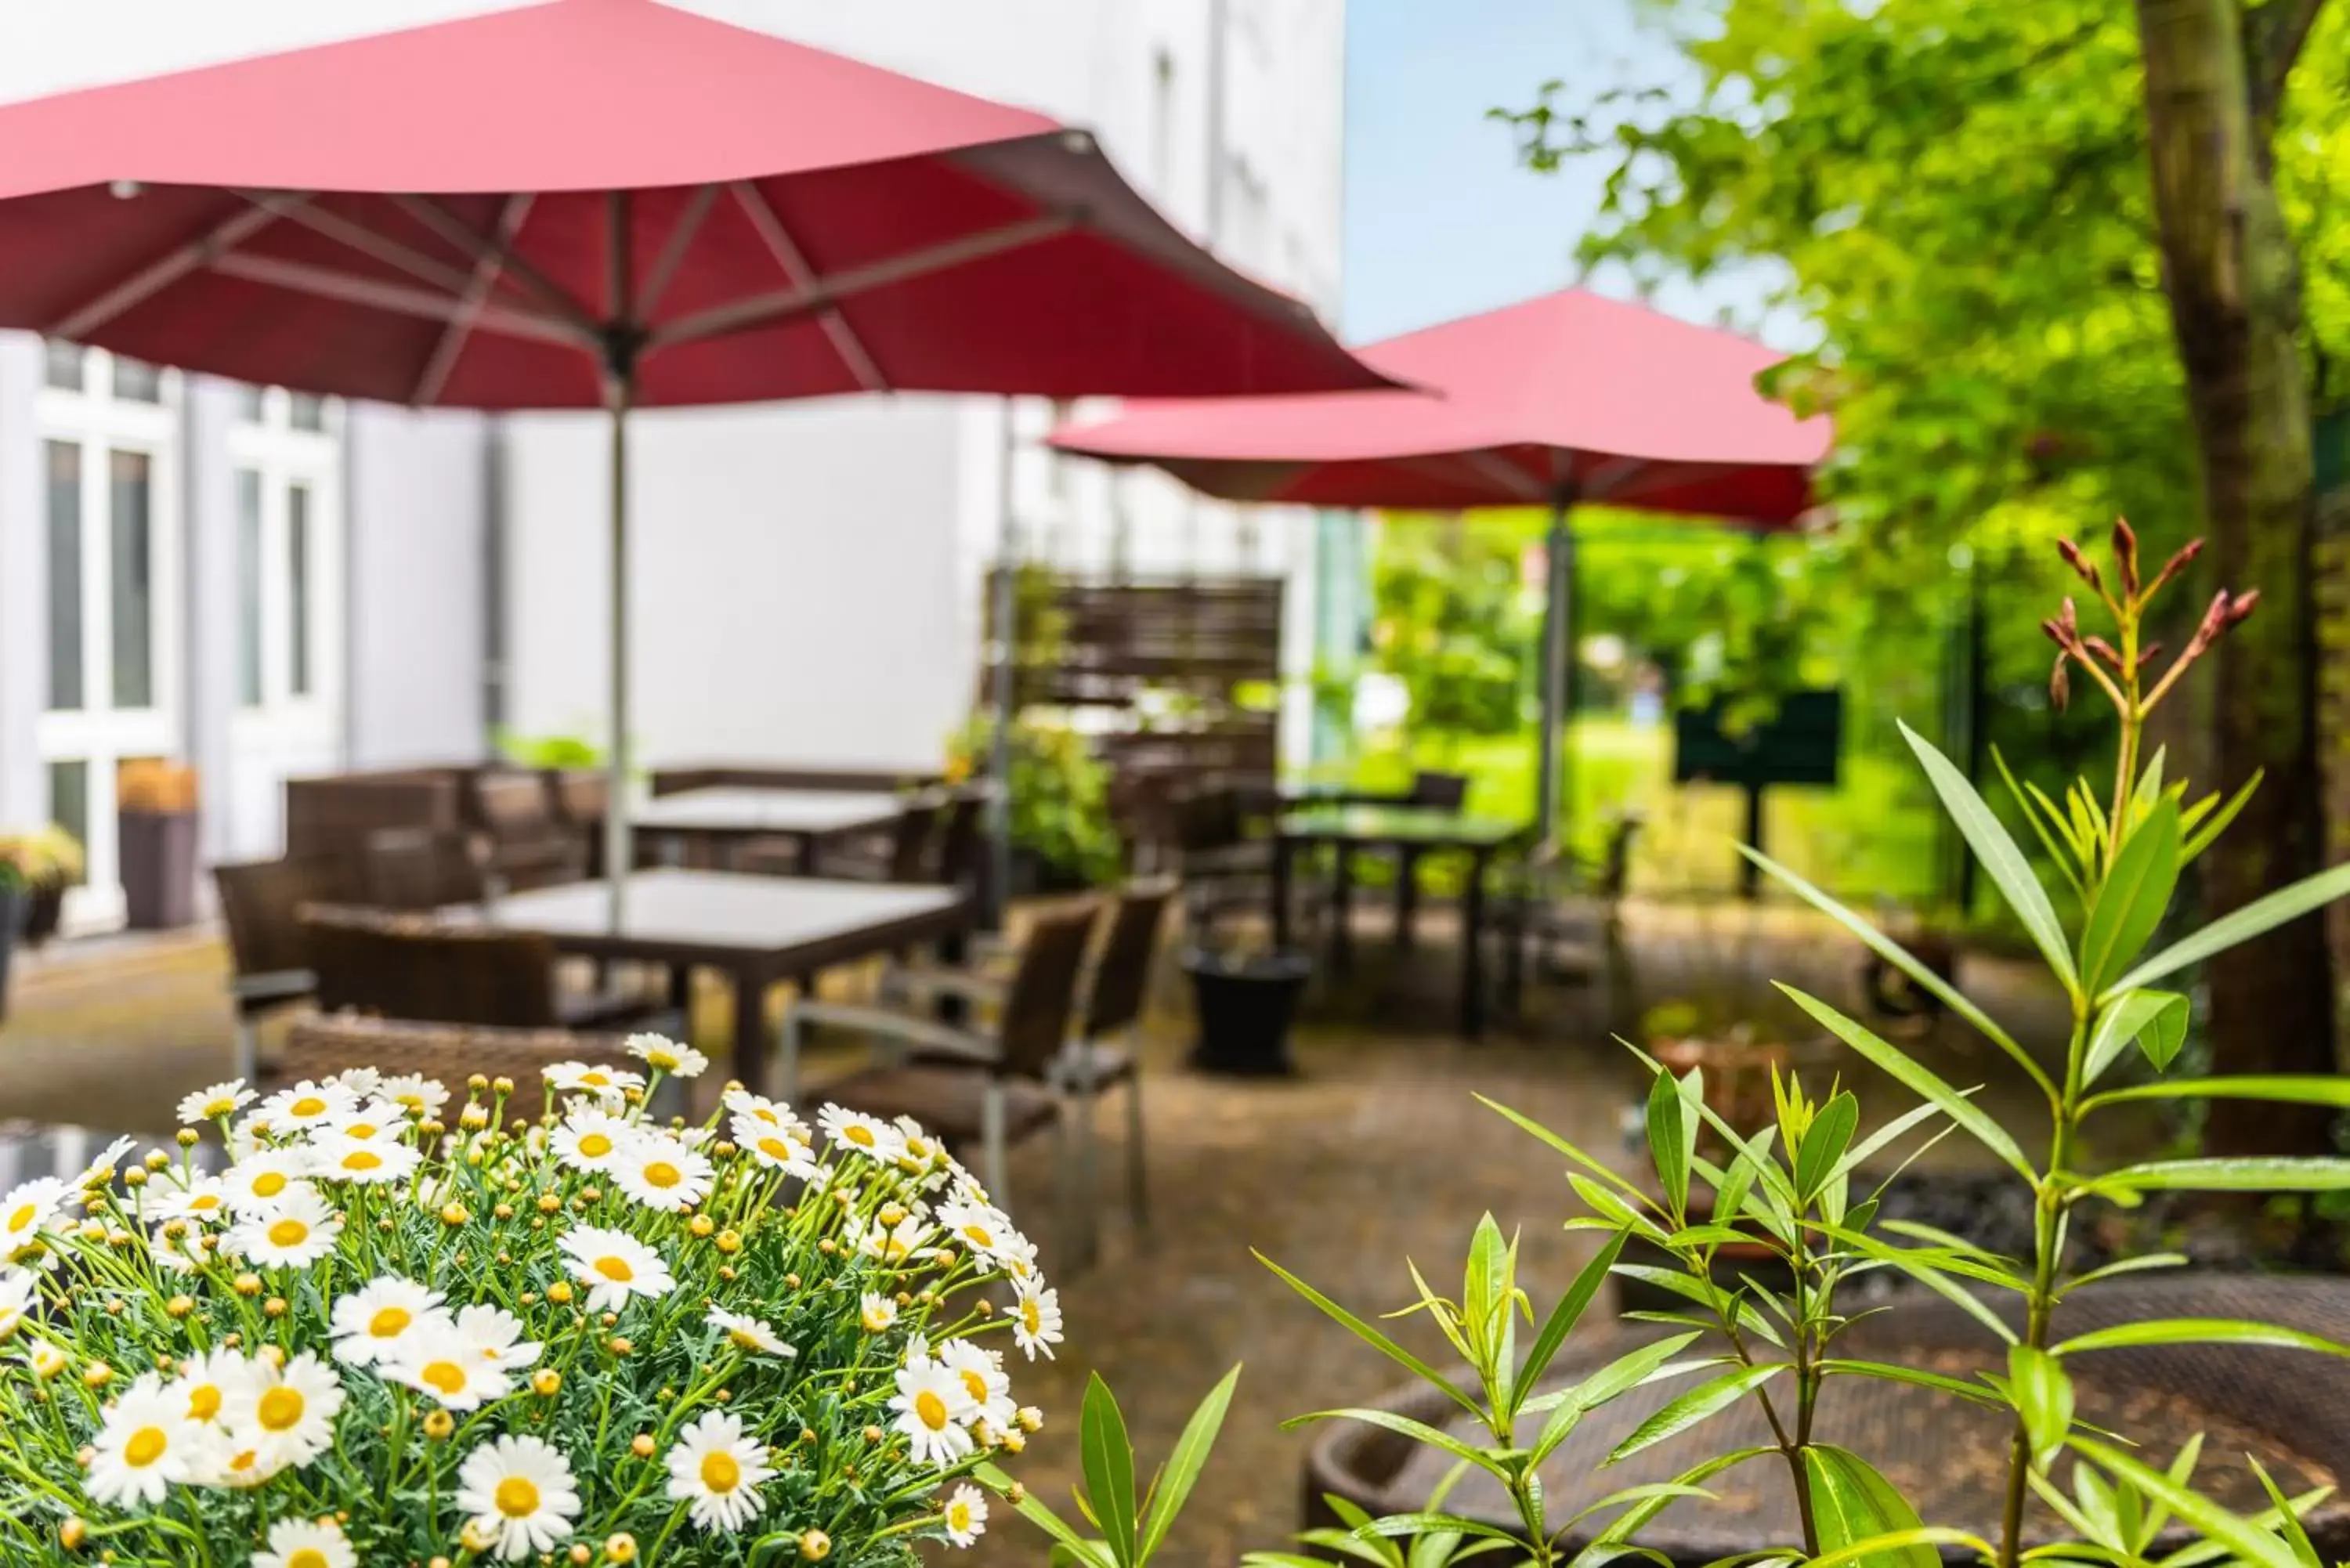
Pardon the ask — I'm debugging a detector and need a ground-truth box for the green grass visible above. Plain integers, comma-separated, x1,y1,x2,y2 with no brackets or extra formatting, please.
1343,717,1943,903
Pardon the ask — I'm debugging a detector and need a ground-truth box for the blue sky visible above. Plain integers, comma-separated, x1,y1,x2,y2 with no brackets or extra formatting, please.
1341,0,1781,344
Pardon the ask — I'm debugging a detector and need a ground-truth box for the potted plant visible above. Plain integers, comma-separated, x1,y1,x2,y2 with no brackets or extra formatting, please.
947,712,1122,892
1182,930,1314,1076
117,757,200,930
0,1035,1061,1564
0,826,81,1022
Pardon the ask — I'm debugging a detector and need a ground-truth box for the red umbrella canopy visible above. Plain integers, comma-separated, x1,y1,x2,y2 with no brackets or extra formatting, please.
0,0,1383,407
1050,287,1830,523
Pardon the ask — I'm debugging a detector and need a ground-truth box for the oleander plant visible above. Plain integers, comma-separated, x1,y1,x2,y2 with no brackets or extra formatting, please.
0,1035,1062,1566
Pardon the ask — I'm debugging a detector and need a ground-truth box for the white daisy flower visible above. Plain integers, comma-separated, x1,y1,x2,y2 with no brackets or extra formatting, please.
176,1346,260,1426
890,1356,978,1466
0,1269,35,1339
817,1104,906,1162
257,1079,357,1132
0,1177,70,1265
558,1226,674,1313
707,1307,794,1358
316,1140,422,1185
732,1115,818,1176
224,1185,343,1269
222,1351,345,1469
992,1230,1043,1284
1010,1281,1064,1360
454,1303,543,1371
942,1482,990,1547
542,1060,645,1100
193,1438,287,1490
937,1198,1025,1264
331,1066,384,1097
148,1223,210,1275
85,1374,204,1506
177,1080,254,1125
254,1516,357,1568
330,1276,449,1367
219,1149,319,1216
456,1433,581,1562
313,1100,409,1145
610,1134,715,1213
626,1032,709,1078
664,1409,776,1533
27,1342,67,1378
375,1072,450,1121
549,1107,634,1176
937,1338,1018,1432
858,1213,938,1266
149,1172,233,1228
722,1088,801,1130
385,1324,515,1411
860,1292,898,1333
895,1120,949,1176
78,1136,140,1188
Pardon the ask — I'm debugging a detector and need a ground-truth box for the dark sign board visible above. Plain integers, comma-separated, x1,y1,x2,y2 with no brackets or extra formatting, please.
1673,689,1843,789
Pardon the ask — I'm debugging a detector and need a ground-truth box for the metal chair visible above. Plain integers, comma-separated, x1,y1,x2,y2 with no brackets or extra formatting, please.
212,854,359,1082
788,901,1100,1246
1052,879,1173,1241
1496,813,1643,1022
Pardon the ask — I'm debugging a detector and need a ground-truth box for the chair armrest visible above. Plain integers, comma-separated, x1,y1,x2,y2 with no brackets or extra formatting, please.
232,969,316,1004
786,1000,1001,1064
880,963,1009,1008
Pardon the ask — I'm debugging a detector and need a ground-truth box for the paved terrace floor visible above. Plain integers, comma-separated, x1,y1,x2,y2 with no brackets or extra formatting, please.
0,899,2107,1565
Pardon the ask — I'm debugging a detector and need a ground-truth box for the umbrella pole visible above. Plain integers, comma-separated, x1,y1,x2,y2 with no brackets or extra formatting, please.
604,372,634,923
1535,494,1576,853
987,402,1019,930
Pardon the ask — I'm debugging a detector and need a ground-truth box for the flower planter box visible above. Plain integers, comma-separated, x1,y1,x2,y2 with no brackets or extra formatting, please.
1184,947,1311,1075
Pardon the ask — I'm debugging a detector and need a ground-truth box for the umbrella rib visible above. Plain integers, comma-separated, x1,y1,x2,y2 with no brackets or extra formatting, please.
210,251,585,347
645,209,1076,353
246,190,488,301
635,182,718,323
727,179,888,393
391,193,603,337
1449,448,1553,503
48,192,309,340
412,192,537,407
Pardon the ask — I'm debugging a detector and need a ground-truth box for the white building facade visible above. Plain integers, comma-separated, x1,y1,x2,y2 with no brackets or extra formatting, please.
0,0,1346,927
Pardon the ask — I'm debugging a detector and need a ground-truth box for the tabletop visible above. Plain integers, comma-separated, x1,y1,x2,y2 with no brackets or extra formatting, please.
464,869,967,966
633,787,905,836
1278,806,1523,848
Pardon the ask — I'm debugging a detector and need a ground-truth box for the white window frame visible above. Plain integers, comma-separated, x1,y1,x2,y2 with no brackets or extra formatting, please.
228,386,345,730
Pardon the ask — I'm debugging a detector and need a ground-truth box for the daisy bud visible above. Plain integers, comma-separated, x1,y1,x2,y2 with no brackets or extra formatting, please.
165,1295,194,1321
233,1273,263,1297
717,1230,742,1255
461,1520,494,1553
492,1075,515,1096
878,1202,907,1227
863,1425,884,1444
493,1204,514,1221
59,1518,85,1550
571,1547,593,1566
609,1336,633,1356
468,1074,490,1091
533,1370,562,1396
431,1559,453,1568
801,1530,833,1561
122,1168,146,1189
1008,1482,1026,1504
260,1345,286,1367
439,1202,469,1227
1016,1406,1043,1432
262,1297,287,1319
1002,1429,1027,1453
631,1433,656,1458
688,1214,714,1237
81,1364,110,1389
175,1129,198,1147
606,1534,640,1563
423,1409,454,1440
546,1281,574,1305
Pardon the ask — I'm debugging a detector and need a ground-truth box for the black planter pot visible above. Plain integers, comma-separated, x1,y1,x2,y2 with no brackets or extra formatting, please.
21,881,63,950
120,809,199,930
1184,947,1311,1076
0,883,20,1025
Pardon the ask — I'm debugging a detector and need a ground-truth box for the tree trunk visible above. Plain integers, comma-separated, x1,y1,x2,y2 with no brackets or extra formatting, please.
2135,0,2335,1154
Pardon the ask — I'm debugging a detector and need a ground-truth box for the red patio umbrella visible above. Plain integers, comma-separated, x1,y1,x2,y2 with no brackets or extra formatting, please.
1050,287,1831,844
0,0,1386,893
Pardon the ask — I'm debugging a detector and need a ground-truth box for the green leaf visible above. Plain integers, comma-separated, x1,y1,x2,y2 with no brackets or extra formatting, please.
1816,1357,2003,1406
1353,1514,1535,1550
1900,719,2078,995
2247,1456,2325,1568
1517,1230,1629,1414
1464,1212,1514,1389
1777,985,2037,1181
2058,1253,2189,1295
1795,1091,1860,1203
2096,1158,2350,1194
977,1461,1115,1568
2053,1317,2350,1358
1735,844,2054,1101
1835,1100,1952,1187
1803,1444,1949,1568
1530,1332,1705,1466
1138,1365,1240,1566
2181,769,2261,863
1256,1251,1482,1417
1563,1481,1722,1529
1647,1068,1694,1215
1583,1447,1777,1549
2106,859,2350,1000
2078,799,2180,994
1477,1095,1649,1198
2086,1075,2350,1113
1998,749,2085,897
2073,1438,2302,1568
2008,1346,2074,1469
1802,1530,1997,1568
1279,1406,1510,1483
1081,1371,1140,1568
2081,989,2189,1084
1605,1363,1783,1463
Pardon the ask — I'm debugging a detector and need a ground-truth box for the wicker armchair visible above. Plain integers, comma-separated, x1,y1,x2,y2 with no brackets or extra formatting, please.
276,1013,632,1097
471,770,587,891
363,827,493,910
301,907,670,1032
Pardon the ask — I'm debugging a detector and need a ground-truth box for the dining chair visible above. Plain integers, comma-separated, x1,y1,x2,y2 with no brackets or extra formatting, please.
363,827,493,910
276,1013,634,1100
1495,812,1643,1023
787,901,1100,1248
302,908,671,1033
471,770,587,891
931,784,992,889
1051,878,1173,1238
212,854,360,1082
812,793,945,882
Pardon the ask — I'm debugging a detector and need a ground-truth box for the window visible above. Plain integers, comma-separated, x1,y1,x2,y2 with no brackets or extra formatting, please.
237,385,267,423
44,341,84,392
1151,49,1177,197
288,392,326,432
110,357,163,403
288,483,313,697
46,763,87,885
109,450,154,709
237,469,264,707
45,441,81,711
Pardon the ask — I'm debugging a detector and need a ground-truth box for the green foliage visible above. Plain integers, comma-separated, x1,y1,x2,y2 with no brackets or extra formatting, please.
492,727,606,770
1368,515,1537,746
947,714,1121,887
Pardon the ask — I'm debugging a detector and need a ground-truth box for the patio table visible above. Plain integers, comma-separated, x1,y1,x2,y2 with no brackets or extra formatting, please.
450,869,969,1097
1271,807,1524,1040
634,788,907,874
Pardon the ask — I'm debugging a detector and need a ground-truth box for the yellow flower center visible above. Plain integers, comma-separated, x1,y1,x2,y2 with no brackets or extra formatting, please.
700,1451,742,1493
346,1122,379,1140
642,1162,681,1190
226,1449,260,1476
187,1385,222,1422
580,1071,611,1088
843,1125,876,1147
369,1306,411,1339
257,1386,304,1432
949,1501,972,1530
252,1172,287,1199
578,1133,613,1159
266,1219,309,1248
647,1050,680,1069
123,1427,168,1466
203,1098,233,1117
287,1550,331,1568
495,1476,542,1517
289,1097,326,1118
960,1370,989,1404
757,1136,794,1162
862,1306,890,1331
914,1390,949,1431
1021,1299,1042,1335
750,1107,779,1126
961,1224,994,1249
421,1360,466,1396
5,1203,37,1234
595,1255,634,1283
342,1150,383,1172
190,1194,221,1213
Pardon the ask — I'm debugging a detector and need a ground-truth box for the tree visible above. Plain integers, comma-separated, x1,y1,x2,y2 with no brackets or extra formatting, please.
1368,515,1537,750
1502,0,2350,1148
